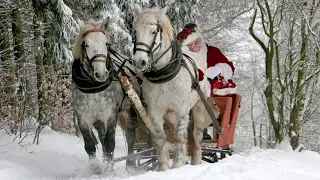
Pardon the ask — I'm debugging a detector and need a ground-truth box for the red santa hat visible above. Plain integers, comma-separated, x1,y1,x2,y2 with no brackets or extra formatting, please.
177,23,202,45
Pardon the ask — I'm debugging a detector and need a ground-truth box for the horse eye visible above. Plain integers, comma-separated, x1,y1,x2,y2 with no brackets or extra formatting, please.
152,30,157,35
82,41,89,48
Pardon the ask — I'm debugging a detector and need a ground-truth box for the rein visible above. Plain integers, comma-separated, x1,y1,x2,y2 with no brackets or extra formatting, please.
182,54,224,136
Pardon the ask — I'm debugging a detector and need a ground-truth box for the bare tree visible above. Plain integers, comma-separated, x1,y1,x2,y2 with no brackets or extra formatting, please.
249,0,320,149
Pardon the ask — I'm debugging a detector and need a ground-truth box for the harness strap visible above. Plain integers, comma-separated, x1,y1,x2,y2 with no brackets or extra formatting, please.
143,41,182,83
83,29,105,37
150,40,173,68
182,54,222,134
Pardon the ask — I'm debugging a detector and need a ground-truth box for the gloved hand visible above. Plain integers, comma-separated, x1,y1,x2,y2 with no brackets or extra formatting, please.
206,66,222,79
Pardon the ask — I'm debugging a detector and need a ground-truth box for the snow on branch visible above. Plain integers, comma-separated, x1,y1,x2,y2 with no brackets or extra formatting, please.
249,8,268,54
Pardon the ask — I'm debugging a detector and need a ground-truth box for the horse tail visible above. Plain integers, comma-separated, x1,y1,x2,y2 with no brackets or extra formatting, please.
118,112,149,143
118,113,127,131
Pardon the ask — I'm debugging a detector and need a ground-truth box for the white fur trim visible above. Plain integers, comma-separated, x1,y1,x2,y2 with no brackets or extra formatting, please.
181,29,202,46
206,66,222,79
215,63,233,80
213,87,237,96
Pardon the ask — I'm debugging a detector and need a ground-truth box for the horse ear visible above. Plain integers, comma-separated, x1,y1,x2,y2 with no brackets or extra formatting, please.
77,18,85,31
100,17,111,31
134,4,142,17
156,6,167,19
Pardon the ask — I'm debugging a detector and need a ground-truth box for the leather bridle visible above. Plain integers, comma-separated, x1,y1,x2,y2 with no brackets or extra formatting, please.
133,23,173,71
81,29,111,70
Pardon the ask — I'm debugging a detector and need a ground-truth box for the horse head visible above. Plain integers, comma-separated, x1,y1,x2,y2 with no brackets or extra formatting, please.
132,4,174,72
74,18,111,82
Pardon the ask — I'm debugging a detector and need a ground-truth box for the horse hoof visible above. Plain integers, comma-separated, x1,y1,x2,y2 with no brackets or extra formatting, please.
89,158,103,174
126,165,138,174
126,158,136,167
125,161,137,172
191,161,201,165
156,164,169,171
172,162,184,169
191,157,202,165
103,161,115,172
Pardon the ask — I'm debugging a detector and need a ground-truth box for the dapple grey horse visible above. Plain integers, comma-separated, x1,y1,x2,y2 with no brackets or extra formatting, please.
72,18,140,173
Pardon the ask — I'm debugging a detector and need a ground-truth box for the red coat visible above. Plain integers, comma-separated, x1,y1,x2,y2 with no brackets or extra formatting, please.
207,45,234,73
206,45,237,96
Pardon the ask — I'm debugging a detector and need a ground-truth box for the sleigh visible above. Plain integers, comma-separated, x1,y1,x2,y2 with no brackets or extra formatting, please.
114,90,242,169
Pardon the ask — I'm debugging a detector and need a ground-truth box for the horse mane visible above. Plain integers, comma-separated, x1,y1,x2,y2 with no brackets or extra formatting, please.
73,19,106,59
133,7,174,41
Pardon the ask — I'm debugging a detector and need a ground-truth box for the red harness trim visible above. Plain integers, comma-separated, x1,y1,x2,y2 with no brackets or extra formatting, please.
121,71,130,78
83,29,105,37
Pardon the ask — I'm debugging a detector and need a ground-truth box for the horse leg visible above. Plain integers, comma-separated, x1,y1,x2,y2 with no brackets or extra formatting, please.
150,112,168,171
187,113,195,163
78,117,103,174
104,118,117,162
93,121,106,156
190,101,205,165
172,114,189,169
121,107,137,168
78,118,97,159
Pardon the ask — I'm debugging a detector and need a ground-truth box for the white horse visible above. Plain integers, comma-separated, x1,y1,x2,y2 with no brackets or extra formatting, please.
132,4,210,170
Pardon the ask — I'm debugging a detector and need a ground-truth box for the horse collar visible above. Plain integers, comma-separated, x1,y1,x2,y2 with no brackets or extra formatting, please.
143,41,183,83
72,59,114,93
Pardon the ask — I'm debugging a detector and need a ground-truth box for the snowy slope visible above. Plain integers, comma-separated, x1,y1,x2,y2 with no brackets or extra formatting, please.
0,126,319,180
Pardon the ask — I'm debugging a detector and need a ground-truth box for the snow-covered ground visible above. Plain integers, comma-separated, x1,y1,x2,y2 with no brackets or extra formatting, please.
1,126,320,180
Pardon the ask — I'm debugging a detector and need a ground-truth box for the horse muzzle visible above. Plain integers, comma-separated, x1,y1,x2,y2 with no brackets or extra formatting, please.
133,58,148,71
94,70,109,82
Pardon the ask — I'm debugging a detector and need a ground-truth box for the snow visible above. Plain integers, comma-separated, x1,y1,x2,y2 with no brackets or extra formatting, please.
58,0,73,16
274,140,293,152
1,127,320,180
291,131,297,137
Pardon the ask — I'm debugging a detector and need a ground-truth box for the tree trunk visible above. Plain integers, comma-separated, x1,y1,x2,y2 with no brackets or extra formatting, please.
11,1,25,69
34,17,45,124
0,5,16,106
288,15,308,149
251,90,257,146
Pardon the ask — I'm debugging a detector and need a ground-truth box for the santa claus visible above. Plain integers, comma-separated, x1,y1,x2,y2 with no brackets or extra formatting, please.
177,23,237,96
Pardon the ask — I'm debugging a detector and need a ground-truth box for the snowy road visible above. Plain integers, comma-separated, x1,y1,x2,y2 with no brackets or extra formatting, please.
0,127,319,180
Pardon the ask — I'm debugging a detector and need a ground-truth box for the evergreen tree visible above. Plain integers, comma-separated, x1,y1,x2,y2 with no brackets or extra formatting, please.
155,0,199,33
0,1,16,106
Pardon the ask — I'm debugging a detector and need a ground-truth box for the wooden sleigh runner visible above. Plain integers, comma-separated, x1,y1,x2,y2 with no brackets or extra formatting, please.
114,76,241,169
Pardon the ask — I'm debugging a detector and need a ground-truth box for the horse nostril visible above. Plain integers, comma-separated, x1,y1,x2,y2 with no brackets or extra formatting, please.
141,60,146,67
95,72,100,78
